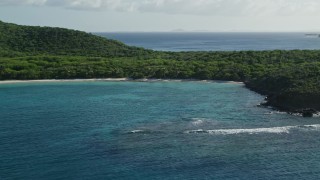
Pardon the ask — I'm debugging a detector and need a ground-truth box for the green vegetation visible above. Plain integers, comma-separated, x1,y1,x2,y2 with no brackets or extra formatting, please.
0,20,154,58
0,20,320,115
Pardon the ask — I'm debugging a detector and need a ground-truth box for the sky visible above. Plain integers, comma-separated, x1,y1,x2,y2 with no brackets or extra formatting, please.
0,0,319,32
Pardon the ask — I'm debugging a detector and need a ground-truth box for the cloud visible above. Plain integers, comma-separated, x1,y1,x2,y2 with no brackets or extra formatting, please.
1,0,320,16
0,0,47,6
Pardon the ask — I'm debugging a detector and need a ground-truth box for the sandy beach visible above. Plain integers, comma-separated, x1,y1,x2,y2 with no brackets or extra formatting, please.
0,78,244,85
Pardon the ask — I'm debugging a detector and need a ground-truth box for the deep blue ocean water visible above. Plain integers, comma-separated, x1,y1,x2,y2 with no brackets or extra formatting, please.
1,81,320,179
96,32,320,51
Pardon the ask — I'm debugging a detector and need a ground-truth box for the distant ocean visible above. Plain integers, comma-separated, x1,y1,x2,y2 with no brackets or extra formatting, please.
96,32,320,51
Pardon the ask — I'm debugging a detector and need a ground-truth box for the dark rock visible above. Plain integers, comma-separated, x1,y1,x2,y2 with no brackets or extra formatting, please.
301,109,317,118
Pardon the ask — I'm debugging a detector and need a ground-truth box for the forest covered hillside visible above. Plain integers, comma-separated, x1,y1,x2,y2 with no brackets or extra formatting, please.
0,20,320,116
0,20,152,57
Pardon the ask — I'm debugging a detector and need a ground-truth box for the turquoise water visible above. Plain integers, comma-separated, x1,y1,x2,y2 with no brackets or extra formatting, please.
1,81,320,179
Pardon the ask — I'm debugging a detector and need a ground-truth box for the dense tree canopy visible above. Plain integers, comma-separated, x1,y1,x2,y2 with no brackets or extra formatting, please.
0,20,154,58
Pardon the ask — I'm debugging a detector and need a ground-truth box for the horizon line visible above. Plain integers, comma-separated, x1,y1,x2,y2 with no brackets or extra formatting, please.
92,31,320,33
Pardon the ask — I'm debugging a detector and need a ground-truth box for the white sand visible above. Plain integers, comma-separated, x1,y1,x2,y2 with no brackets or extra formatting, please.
0,78,244,85
0,78,130,84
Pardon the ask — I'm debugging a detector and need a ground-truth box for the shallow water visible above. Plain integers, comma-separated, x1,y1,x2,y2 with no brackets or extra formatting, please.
1,81,320,179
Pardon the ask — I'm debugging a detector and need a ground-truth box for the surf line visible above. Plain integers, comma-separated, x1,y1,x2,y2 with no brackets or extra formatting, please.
185,124,320,135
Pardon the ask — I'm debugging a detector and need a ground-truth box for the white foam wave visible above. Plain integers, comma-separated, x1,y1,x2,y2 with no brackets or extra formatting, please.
313,113,320,118
130,130,145,133
191,118,206,126
185,124,320,135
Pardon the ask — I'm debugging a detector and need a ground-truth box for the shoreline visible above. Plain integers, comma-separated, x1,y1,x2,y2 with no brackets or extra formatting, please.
1,78,318,117
0,78,244,85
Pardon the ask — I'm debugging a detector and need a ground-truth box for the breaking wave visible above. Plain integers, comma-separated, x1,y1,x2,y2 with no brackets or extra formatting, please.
190,118,206,126
185,124,320,135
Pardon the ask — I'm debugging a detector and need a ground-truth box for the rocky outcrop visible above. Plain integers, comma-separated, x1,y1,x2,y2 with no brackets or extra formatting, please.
245,82,320,117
